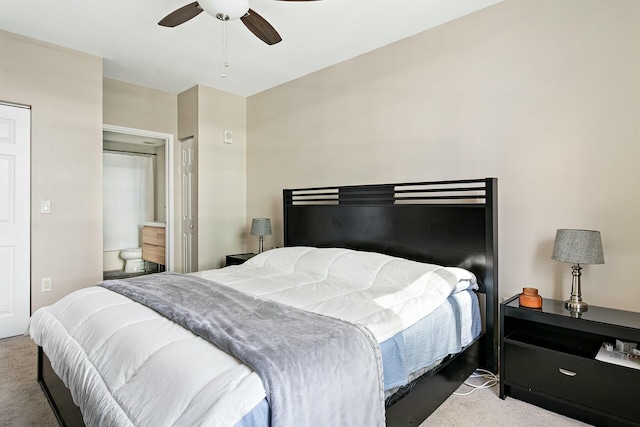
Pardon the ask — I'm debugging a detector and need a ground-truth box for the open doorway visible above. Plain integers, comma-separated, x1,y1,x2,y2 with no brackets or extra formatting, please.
102,124,174,277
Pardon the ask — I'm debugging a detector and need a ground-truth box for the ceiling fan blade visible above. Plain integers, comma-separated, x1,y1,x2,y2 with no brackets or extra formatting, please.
241,8,282,45
159,2,203,27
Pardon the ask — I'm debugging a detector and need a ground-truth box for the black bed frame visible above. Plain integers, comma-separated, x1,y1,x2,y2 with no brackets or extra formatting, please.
38,177,498,427
283,178,498,427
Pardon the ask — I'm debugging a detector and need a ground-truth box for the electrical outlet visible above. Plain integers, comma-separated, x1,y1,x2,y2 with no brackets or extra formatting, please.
41,278,52,292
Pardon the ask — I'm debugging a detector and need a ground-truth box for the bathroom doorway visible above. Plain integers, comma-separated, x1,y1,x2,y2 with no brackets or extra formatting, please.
102,124,174,276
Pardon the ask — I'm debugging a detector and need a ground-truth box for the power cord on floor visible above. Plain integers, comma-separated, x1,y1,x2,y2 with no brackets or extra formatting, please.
453,368,499,396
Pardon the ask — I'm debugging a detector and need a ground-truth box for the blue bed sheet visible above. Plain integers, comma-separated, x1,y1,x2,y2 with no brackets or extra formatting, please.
236,289,481,427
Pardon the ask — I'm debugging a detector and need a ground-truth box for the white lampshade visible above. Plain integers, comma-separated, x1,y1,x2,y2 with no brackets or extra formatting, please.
198,0,249,20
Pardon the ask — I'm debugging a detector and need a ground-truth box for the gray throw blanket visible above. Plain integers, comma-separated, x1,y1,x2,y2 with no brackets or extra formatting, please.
99,272,385,427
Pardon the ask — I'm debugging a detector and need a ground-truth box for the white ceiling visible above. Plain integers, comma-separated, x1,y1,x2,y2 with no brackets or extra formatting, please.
1,0,502,97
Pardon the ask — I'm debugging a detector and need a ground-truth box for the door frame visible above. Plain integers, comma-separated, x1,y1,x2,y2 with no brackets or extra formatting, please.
102,124,175,271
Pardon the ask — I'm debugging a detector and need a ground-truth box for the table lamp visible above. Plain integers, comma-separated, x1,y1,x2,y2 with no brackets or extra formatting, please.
251,218,272,253
551,229,604,313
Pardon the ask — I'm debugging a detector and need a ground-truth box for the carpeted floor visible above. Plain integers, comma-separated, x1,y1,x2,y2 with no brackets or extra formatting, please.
423,374,591,427
0,335,58,427
0,335,591,427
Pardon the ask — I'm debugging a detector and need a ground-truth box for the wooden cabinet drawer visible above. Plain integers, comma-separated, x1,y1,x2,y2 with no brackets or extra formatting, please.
142,244,165,265
142,226,165,265
504,340,640,422
142,226,165,246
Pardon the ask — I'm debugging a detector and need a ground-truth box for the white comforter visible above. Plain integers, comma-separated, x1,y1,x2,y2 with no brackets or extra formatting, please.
30,247,476,427
195,246,477,342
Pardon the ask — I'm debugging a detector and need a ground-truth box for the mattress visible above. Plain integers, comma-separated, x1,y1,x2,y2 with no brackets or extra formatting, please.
30,247,481,427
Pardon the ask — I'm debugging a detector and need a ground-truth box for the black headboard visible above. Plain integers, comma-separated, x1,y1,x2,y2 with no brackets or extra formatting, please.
283,178,498,372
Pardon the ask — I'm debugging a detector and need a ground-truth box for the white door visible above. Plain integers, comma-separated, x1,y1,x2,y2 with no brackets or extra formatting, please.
0,103,31,338
181,137,197,273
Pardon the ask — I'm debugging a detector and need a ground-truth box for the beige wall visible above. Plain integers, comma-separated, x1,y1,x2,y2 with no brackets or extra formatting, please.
247,0,640,312
195,86,247,269
0,30,103,311
177,85,248,270
103,78,177,135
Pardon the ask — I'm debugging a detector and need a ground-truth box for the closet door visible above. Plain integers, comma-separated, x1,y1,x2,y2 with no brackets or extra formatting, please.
0,103,30,338
181,137,198,273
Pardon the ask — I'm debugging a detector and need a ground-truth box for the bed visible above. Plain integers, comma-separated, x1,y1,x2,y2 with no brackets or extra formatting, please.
31,177,498,427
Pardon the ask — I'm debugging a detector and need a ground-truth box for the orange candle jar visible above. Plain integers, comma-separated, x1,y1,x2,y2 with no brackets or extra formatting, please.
519,287,542,309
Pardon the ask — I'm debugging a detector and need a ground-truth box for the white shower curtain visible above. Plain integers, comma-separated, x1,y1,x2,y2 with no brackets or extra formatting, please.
103,152,155,251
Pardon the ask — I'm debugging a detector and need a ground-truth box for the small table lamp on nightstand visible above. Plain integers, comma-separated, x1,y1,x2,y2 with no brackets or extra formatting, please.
551,229,605,313
251,218,272,253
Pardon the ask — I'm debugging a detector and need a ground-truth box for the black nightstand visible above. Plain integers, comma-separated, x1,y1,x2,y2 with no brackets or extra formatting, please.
500,295,640,426
225,253,256,266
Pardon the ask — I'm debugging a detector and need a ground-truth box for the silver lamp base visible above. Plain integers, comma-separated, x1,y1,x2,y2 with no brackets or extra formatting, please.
565,299,588,312
565,263,588,313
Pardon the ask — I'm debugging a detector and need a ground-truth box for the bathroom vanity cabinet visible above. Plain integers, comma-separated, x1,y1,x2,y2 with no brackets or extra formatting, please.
142,223,165,267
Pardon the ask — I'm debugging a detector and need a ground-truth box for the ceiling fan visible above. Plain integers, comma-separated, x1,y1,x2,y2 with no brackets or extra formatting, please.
159,0,317,45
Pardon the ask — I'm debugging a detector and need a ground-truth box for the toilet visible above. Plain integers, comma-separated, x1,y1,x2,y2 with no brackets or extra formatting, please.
120,248,144,273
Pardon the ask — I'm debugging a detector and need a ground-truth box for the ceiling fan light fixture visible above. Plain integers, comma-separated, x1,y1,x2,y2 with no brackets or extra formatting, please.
199,0,249,21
